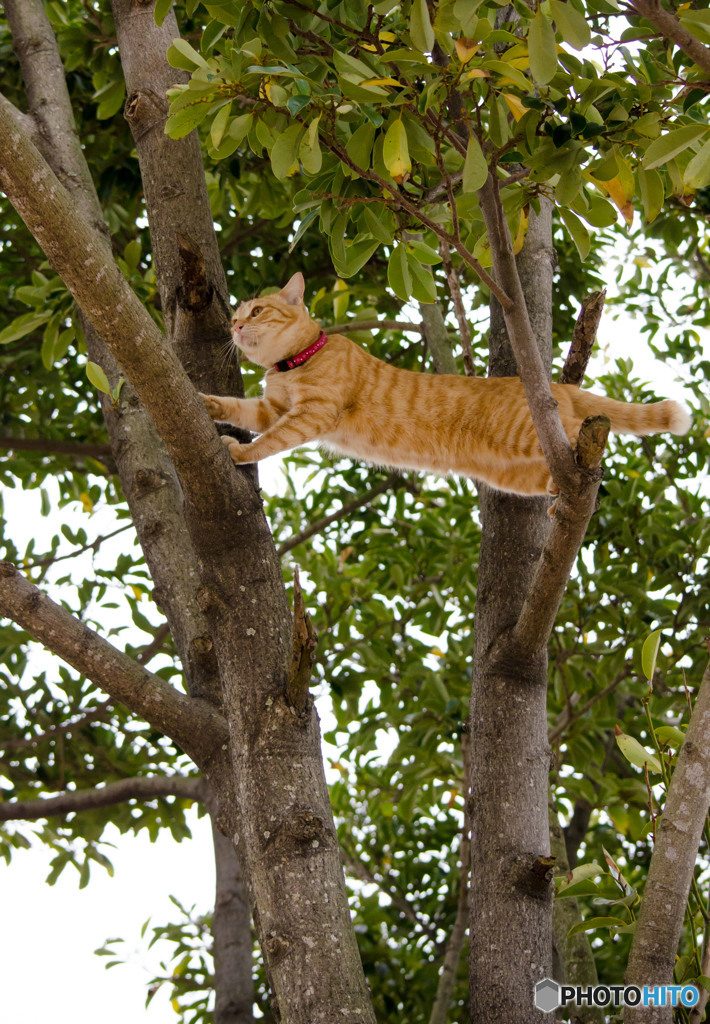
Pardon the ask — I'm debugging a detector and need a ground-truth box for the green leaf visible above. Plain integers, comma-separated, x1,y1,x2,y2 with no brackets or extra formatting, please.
300,116,322,174
637,167,664,223
654,725,685,747
123,239,141,272
641,629,662,681
338,239,380,278
270,123,304,179
410,0,435,52
462,135,488,193
642,125,709,170
559,207,590,260
95,79,126,120
408,256,438,303
528,9,558,85
388,244,412,301
164,102,211,138
407,240,442,265
154,0,174,26
0,309,52,344
615,727,663,774
227,112,253,145
363,205,394,243
41,316,60,370
685,137,710,189
555,878,601,899
549,0,591,50
382,119,411,182
210,103,231,150
86,360,112,396
346,123,376,173
166,38,210,71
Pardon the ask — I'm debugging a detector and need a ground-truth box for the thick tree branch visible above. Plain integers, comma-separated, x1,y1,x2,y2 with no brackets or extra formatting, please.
3,0,223,708
0,563,228,768
625,657,710,1024
478,173,579,494
0,774,205,821
503,416,610,662
626,0,710,77
0,92,243,523
559,291,606,387
0,435,114,460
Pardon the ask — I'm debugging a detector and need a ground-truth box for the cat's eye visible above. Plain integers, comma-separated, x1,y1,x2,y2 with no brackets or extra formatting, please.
251,306,262,317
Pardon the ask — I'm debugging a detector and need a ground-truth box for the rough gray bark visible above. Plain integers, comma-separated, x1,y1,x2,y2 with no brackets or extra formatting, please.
624,659,710,1024
469,201,556,1023
209,808,256,1024
3,0,222,709
0,62,375,1024
0,564,226,767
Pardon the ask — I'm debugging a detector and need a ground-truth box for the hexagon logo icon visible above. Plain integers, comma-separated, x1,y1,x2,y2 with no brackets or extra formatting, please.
535,978,561,1013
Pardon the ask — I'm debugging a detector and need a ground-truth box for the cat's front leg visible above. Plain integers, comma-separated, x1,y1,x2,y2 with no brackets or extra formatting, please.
200,394,279,433
221,407,335,464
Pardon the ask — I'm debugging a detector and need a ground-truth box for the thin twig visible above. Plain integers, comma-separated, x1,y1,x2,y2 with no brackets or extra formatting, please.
277,474,401,556
326,319,424,336
548,668,631,745
439,240,475,375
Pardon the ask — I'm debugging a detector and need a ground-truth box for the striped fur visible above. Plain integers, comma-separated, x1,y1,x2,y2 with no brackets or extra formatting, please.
201,273,691,497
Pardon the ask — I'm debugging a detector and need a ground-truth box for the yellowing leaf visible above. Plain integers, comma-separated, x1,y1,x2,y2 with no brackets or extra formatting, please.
462,67,489,80
129,584,145,601
79,492,94,514
361,77,401,88
513,208,529,253
333,278,349,320
454,37,478,62
502,93,527,121
383,118,411,183
596,176,634,227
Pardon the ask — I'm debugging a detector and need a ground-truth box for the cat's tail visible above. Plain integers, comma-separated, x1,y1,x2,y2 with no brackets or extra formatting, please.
573,392,692,437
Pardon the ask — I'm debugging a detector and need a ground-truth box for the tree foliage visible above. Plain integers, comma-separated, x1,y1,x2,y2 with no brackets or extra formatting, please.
1,1,710,1022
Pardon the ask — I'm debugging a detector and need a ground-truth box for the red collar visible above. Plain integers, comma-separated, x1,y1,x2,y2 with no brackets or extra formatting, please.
274,331,328,372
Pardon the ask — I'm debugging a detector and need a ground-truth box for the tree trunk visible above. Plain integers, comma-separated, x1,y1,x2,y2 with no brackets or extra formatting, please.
468,201,556,1023
211,808,256,1024
0,10,377,1019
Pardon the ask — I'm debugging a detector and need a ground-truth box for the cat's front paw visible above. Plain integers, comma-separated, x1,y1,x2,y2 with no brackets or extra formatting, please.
221,435,255,464
200,393,227,421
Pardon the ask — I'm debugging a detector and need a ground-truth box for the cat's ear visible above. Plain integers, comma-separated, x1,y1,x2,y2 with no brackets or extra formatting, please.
279,272,305,305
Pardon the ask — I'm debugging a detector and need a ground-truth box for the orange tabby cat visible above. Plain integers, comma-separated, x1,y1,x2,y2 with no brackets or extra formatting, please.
201,273,691,496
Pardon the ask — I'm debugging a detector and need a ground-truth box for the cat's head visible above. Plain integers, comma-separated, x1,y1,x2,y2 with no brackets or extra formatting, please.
231,272,317,369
